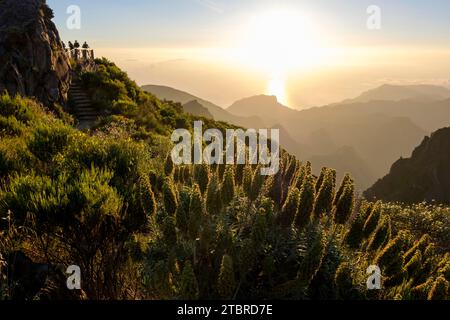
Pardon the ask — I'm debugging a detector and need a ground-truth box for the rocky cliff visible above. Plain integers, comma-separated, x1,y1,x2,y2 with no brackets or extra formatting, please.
364,127,450,204
0,0,71,107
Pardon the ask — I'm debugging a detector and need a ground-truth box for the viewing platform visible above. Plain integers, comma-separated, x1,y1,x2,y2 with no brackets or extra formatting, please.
63,40,97,71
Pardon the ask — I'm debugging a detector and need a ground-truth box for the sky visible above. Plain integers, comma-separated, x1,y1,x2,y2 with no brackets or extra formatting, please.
47,0,450,108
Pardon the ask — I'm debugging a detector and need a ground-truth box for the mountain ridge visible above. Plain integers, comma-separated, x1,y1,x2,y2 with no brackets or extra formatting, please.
364,127,450,204
142,84,265,129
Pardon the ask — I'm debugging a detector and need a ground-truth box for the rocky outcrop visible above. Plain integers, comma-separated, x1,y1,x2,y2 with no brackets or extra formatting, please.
0,0,71,107
364,127,450,204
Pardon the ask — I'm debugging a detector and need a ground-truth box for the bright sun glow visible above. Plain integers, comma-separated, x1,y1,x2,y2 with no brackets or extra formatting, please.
268,75,287,106
233,9,325,105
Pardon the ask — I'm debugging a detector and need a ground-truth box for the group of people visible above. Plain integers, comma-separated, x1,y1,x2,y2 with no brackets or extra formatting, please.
63,41,94,61
63,40,90,51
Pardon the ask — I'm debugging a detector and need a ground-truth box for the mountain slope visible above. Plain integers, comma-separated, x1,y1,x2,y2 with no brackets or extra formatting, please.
308,146,376,190
142,84,265,128
227,95,298,128
183,100,213,118
347,84,450,103
365,127,450,204
225,93,428,189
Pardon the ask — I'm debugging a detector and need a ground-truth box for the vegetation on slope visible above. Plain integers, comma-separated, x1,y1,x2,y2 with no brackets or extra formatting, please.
0,60,449,300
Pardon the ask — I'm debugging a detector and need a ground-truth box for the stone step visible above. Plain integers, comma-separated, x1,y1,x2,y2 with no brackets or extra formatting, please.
70,93,89,97
76,107,96,112
76,107,97,112
76,112,99,117
71,96,90,101
72,99,91,104
75,103,93,109
78,117,97,121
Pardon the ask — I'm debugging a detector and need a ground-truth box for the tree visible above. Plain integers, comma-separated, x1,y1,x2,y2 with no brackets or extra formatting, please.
284,158,297,186
437,254,450,282
315,167,327,192
217,255,236,299
162,216,177,247
279,187,300,227
294,165,306,190
295,174,315,230
427,276,449,300
251,211,267,246
334,178,355,224
250,166,265,201
242,165,253,198
344,209,366,249
362,202,382,238
404,250,422,280
176,188,190,235
298,226,325,285
164,154,174,176
314,169,335,217
335,262,354,299
269,162,284,205
235,164,245,186
183,166,191,184
179,261,199,300
139,174,157,217
163,178,178,216
334,174,352,206
367,215,391,251
404,234,431,263
375,234,406,286
221,167,235,207
188,184,203,239
194,164,210,194
205,174,222,215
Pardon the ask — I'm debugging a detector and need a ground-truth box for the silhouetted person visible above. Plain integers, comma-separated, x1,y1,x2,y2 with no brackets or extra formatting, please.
68,41,74,50
82,41,89,49
74,40,80,49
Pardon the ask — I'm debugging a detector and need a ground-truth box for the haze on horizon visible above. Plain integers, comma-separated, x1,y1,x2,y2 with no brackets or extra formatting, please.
48,0,450,109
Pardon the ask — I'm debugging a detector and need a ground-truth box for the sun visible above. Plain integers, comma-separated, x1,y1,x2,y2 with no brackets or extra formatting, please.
233,9,324,105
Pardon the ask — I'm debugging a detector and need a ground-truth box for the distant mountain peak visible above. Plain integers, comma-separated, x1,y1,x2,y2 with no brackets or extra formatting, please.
226,94,295,119
238,94,279,104
182,100,213,119
346,83,450,104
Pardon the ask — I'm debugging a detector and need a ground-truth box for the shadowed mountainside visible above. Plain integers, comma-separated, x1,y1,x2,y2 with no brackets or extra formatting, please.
182,100,213,119
365,127,450,204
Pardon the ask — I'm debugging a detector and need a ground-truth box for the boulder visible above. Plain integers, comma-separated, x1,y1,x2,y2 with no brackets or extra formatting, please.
0,0,71,107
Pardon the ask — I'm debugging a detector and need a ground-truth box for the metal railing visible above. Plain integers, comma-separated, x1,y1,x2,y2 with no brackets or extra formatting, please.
66,48,95,61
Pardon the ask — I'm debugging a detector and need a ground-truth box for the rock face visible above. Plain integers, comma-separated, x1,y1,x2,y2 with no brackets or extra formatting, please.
364,127,450,204
0,0,71,107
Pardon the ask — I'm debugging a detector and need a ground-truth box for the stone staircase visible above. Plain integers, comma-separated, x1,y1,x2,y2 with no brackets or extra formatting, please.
68,78,99,130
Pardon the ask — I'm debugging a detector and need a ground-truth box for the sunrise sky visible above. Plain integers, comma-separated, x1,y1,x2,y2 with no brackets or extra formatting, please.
47,0,450,108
